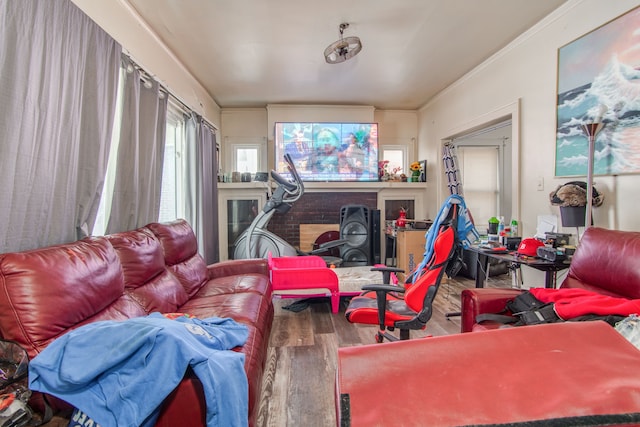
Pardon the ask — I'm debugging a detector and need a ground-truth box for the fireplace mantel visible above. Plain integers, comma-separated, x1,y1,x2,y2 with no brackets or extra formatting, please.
218,181,427,192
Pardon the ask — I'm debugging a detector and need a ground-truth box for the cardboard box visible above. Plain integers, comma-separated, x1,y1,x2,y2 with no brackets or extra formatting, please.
396,229,427,281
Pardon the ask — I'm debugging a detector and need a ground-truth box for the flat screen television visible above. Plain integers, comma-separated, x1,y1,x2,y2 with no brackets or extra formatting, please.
274,122,379,182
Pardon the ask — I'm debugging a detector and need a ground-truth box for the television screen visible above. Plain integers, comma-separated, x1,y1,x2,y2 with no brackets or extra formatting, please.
274,122,379,182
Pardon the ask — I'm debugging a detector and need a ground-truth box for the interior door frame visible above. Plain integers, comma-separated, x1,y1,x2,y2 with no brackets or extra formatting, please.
441,99,521,226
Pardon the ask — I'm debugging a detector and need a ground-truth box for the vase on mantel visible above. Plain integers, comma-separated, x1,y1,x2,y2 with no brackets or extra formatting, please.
396,210,407,228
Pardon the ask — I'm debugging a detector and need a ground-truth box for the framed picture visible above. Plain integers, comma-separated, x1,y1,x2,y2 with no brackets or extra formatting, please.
555,6,640,177
419,160,427,182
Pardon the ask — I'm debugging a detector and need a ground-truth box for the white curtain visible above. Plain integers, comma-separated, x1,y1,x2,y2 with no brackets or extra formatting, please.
0,0,121,252
106,57,168,233
185,115,219,264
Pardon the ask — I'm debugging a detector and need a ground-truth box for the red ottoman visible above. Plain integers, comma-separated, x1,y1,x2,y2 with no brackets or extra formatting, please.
336,321,640,426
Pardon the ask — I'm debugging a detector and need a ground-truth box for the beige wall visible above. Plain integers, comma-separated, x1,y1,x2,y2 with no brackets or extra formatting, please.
374,110,419,153
71,0,221,128
220,105,418,176
419,0,640,235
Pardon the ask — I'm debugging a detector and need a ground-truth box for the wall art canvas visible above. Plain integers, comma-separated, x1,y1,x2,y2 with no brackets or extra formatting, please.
556,6,640,177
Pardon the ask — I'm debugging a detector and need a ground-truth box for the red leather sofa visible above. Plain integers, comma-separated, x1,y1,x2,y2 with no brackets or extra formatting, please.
461,227,640,332
0,219,273,426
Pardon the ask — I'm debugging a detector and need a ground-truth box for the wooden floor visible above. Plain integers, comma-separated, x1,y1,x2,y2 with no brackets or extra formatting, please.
255,272,513,427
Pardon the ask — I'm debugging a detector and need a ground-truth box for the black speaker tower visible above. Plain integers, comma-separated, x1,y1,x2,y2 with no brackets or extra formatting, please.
340,205,379,266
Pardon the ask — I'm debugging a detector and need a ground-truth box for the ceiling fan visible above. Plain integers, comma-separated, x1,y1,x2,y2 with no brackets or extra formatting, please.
324,23,362,64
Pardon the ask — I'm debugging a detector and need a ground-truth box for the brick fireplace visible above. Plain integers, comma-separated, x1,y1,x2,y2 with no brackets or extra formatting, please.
218,183,426,261
267,192,377,249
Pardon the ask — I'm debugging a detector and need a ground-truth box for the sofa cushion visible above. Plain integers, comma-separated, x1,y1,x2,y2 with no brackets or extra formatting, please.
179,292,272,329
146,220,208,298
0,237,137,357
192,274,271,298
107,228,189,313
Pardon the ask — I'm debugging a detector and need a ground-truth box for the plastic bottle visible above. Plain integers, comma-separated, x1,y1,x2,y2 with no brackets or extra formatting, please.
498,217,505,244
510,219,518,237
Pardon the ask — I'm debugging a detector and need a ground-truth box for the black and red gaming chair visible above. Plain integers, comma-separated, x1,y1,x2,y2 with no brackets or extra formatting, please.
344,216,458,343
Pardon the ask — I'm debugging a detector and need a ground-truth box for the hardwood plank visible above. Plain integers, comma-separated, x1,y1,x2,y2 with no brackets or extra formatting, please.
254,346,283,427
256,346,292,427
287,334,338,426
310,299,335,334
270,299,316,347
257,273,514,427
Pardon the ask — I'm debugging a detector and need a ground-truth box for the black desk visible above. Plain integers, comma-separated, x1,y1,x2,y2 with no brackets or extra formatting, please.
467,246,570,289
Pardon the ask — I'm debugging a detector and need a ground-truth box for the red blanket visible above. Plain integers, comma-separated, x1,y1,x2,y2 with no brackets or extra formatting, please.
529,288,640,320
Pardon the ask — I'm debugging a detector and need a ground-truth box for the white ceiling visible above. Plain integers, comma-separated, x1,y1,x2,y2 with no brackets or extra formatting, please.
126,0,567,110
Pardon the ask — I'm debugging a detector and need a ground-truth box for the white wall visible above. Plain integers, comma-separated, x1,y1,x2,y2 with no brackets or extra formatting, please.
374,110,418,144
419,0,640,235
71,0,221,128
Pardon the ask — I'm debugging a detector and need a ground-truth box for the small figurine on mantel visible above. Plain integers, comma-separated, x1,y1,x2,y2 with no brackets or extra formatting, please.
378,160,403,181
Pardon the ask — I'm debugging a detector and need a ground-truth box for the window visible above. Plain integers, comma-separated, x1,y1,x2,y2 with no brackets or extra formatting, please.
223,137,266,177
380,145,409,176
234,145,259,173
455,145,500,225
92,67,126,236
93,85,189,234
159,105,187,222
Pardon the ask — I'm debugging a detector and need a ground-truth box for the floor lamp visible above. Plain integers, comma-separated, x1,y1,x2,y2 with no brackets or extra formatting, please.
580,105,607,231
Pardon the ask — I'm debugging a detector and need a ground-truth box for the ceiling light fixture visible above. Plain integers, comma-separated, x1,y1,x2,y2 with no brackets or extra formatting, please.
324,23,362,64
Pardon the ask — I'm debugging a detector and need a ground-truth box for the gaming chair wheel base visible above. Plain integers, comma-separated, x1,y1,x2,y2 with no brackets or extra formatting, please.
375,329,410,343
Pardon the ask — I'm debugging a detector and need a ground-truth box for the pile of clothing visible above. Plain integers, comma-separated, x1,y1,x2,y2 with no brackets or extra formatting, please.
549,181,604,207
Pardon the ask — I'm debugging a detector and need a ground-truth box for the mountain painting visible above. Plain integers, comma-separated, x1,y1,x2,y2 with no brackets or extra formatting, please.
556,6,640,177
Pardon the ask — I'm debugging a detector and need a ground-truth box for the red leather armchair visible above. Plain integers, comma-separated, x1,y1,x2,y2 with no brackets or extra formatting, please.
461,227,640,332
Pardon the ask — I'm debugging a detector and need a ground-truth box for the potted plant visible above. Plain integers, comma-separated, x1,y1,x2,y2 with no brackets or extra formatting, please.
549,181,604,227
409,161,422,182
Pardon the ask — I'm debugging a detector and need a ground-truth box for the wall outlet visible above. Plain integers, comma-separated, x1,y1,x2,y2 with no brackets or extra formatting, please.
536,176,544,191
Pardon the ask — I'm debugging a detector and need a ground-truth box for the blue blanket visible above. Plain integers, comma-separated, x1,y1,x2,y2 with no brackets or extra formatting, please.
29,313,249,427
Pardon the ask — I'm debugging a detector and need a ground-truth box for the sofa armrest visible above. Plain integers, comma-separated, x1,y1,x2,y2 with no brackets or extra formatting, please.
460,288,523,333
207,259,269,279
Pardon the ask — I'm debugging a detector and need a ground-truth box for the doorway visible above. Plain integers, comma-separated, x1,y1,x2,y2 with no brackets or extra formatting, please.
448,119,514,232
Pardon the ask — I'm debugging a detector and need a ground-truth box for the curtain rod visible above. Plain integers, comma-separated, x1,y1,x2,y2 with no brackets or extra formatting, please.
122,52,218,132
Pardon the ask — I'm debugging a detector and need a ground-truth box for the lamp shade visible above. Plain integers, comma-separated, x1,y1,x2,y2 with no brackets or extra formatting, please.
560,206,586,227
